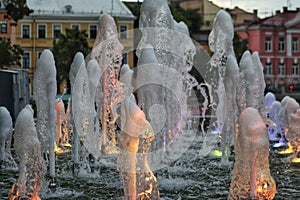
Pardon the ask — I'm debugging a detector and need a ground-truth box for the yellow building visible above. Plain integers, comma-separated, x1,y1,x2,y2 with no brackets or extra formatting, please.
180,0,220,31
15,0,135,90
179,0,220,52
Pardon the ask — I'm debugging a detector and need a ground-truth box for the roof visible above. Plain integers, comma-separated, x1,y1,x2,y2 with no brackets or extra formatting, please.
260,10,300,27
26,0,135,19
235,8,300,30
285,12,300,28
226,6,257,16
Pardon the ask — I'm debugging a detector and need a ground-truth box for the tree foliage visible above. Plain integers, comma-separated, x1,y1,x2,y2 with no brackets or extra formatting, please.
0,0,32,68
123,2,140,29
52,28,91,90
233,32,248,62
170,3,201,33
124,2,201,33
5,0,33,24
0,38,23,68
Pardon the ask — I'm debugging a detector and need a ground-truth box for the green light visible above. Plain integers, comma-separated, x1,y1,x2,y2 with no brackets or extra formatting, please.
209,150,222,158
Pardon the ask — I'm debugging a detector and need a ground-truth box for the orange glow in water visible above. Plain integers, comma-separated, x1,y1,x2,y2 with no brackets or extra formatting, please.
256,182,268,193
277,142,294,155
255,181,276,200
8,184,41,200
63,142,72,148
54,142,66,156
54,142,71,156
31,195,41,200
291,157,300,163
257,185,262,193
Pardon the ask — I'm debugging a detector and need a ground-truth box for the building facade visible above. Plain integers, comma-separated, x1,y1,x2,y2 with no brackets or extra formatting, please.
0,0,13,39
0,1,12,40
225,6,259,27
179,0,220,52
179,1,258,53
236,7,300,92
14,0,135,91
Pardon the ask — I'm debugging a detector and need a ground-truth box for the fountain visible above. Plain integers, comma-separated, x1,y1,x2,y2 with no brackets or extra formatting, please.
136,1,199,176
0,106,16,169
207,10,234,139
33,49,57,190
268,101,282,142
288,109,300,163
271,96,299,149
88,14,125,154
1,2,300,199
8,105,46,200
54,97,72,153
70,52,96,176
221,55,239,164
197,9,267,165
55,99,65,149
265,92,276,117
228,107,276,199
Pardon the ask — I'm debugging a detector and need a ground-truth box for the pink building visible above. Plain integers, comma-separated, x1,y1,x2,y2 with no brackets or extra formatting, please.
236,7,300,92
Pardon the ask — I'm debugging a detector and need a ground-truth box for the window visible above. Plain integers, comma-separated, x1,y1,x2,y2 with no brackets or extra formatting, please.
278,64,285,75
38,24,46,38
71,24,79,30
53,24,61,39
22,24,30,38
37,52,42,59
22,52,30,69
278,37,285,52
205,20,210,26
1,21,7,33
122,53,128,65
89,25,97,39
65,5,72,13
292,37,299,52
265,37,272,52
120,25,127,39
266,62,272,75
293,63,299,75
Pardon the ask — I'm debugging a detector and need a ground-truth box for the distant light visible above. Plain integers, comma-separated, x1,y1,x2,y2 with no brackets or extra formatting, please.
273,141,288,148
291,157,300,163
209,150,222,158
277,142,294,155
63,142,72,148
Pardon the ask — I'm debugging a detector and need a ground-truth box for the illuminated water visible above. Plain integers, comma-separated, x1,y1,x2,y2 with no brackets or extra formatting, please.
1,133,299,199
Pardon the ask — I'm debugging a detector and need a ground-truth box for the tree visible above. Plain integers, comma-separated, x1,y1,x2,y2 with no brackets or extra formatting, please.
170,3,201,34
124,2,201,33
0,0,32,68
233,32,248,62
0,38,23,68
123,2,140,29
4,0,33,24
52,28,91,91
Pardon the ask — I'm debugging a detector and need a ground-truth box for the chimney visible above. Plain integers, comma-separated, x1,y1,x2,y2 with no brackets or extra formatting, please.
283,6,288,12
65,5,72,13
253,9,258,21
253,9,258,16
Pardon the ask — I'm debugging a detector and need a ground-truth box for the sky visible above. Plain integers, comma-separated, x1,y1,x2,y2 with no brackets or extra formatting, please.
122,0,300,18
212,0,300,17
